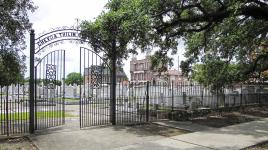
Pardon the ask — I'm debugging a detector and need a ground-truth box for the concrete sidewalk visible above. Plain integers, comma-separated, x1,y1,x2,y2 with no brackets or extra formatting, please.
115,118,268,150
29,118,268,150
154,120,215,132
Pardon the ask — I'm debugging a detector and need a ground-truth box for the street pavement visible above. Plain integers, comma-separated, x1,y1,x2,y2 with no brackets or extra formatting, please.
29,118,268,150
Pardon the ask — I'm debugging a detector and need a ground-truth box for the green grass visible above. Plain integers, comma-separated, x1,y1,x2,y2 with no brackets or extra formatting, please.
64,98,80,101
0,111,76,120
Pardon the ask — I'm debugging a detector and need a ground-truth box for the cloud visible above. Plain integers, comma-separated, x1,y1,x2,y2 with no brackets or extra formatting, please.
24,0,186,79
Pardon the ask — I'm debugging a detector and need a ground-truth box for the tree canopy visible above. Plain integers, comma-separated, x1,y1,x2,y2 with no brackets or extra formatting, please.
0,50,25,86
0,0,35,48
94,0,268,87
0,0,36,85
80,0,174,63
191,60,242,89
65,72,83,86
152,0,268,84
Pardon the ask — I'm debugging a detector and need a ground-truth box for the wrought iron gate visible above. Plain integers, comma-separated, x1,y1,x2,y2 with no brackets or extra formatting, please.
28,27,139,133
34,50,65,130
79,47,111,128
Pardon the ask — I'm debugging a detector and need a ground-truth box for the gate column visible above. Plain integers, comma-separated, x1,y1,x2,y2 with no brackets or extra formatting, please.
29,30,35,133
110,40,116,125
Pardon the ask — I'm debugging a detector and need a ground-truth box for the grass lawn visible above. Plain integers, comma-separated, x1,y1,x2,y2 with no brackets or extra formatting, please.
64,98,80,101
0,111,76,121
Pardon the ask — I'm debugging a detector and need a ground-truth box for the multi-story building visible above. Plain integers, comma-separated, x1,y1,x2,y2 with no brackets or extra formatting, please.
162,69,188,84
130,56,188,84
130,56,153,83
84,65,128,85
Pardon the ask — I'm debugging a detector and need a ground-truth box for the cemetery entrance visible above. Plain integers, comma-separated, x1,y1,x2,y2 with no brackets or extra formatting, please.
0,26,150,136
23,26,150,135
30,27,113,133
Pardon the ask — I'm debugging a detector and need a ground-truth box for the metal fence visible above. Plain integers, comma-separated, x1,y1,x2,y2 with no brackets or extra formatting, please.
0,84,29,136
115,82,148,125
116,81,268,122
1,80,267,135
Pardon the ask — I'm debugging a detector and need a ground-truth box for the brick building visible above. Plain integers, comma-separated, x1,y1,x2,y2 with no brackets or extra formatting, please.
84,65,128,85
130,57,188,84
130,56,154,83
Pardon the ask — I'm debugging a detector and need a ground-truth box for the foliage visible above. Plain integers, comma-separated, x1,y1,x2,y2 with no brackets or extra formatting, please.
0,0,36,86
80,0,175,64
103,0,268,86
191,60,241,89
0,50,25,86
261,70,268,82
150,51,173,73
65,72,83,86
0,0,36,48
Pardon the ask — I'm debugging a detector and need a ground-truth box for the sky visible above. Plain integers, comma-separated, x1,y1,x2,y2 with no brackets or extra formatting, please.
25,0,185,78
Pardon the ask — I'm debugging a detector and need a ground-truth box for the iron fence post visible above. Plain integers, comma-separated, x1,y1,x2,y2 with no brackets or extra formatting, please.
258,84,261,105
29,30,35,134
216,88,219,108
34,67,37,130
223,87,226,107
79,47,82,128
6,86,9,136
146,81,149,122
201,87,204,104
171,81,174,111
63,50,66,124
110,39,116,125
240,84,242,106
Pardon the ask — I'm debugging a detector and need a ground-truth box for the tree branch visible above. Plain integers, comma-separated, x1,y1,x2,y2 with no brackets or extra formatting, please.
243,53,268,76
168,22,212,37
155,4,268,34
156,9,229,33
241,6,268,20
214,0,224,7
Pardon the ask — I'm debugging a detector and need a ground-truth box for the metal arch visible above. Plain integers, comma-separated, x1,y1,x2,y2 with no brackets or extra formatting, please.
35,38,83,54
35,50,65,67
35,28,79,40
34,27,109,57
34,27,80,54
80,47,111,70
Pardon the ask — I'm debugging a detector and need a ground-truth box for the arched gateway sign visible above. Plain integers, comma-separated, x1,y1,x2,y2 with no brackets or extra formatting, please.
34,27,80,53
29,27,117,133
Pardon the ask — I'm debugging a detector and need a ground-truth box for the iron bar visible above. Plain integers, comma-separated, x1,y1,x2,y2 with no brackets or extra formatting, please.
29,30,35,134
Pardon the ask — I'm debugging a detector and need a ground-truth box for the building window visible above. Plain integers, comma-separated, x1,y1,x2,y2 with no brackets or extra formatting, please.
141,63,144,70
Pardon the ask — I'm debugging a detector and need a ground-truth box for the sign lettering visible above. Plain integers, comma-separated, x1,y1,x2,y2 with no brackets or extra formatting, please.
37,32,79,47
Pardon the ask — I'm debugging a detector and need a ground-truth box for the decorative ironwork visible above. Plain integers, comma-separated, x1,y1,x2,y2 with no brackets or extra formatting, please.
90,65,102,88
35,27,81,54
34,50,65,131
46,64,56,89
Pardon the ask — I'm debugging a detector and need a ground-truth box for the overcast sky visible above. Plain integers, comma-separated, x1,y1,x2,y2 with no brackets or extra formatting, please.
25,0,185,78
